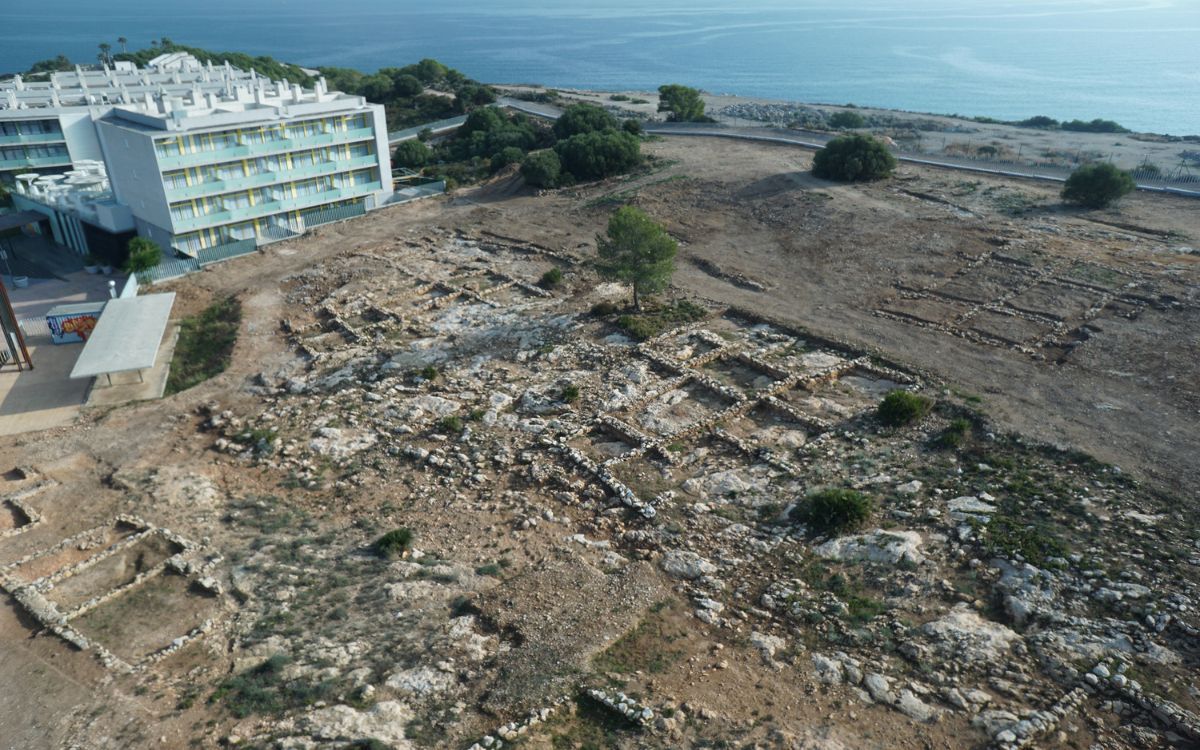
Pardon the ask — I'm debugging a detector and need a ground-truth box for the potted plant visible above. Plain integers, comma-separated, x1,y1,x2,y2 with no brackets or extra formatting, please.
83,253,100,274
100,261,115,275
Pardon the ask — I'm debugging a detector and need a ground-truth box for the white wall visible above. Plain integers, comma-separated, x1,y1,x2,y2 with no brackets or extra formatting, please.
59,112,104,162
95,119,172,232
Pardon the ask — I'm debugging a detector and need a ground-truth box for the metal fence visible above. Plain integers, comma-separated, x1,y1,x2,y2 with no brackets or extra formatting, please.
301,201,367,228
136,238,258,285
386,181,446,205
17,317,52,338
197,238,258,266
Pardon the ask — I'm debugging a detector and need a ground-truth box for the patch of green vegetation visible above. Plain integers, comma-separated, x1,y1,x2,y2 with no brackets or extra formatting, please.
791,489,873,535
209,655,337,718
437,415,464,433
877,390,933,427
593,601,685,674
418,365,439,381
933,418,972,449
614,299,707,341
166,296,241,395
561,383,580,403
981,515,1068,566
538,267,565,289
374,528,414,559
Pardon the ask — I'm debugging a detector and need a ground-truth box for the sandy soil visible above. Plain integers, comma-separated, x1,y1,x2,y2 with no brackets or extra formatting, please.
0,133,1196,749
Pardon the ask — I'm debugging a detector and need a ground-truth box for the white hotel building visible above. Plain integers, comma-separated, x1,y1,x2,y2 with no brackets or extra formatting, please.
1,54,393,256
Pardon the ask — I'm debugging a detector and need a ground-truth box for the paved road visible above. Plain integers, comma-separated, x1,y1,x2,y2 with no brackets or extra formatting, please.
497,97,1200,199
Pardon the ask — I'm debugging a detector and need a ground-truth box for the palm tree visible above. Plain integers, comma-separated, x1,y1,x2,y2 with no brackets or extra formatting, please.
98,42,112,65
117,36,128,53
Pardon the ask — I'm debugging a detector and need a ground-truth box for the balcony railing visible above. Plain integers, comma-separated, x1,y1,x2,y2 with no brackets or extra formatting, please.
171,181,382,232
165,154,379,201
155,127,377,170
0,131,67,146
0,154,72,170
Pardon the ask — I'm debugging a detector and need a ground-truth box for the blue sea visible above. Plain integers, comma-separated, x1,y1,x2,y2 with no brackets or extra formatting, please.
2,0,1197,134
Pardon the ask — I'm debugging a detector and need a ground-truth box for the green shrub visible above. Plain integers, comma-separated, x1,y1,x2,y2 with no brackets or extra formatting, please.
561,383,580,402
828,111,866,129
877,390,932,426
554,130,642,182
209,655,337,718
1017,115,1058,129
418,365,438,381
124,237,162,273
623,119,644,136
792,489,873,534
438,415,464,433
657,84,707,122
491,146,525,172
591,300,621,316
521,149,562,188
393,139,432,168
538,267,564,289
375,528,414,558
933,417,972,449
812,134,897,182
1061,118,1128,134
554,103,619,139
1061,163,1135,208
614,299,706,341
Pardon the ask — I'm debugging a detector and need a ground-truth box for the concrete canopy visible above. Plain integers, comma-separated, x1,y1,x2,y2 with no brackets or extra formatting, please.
69,293,175,379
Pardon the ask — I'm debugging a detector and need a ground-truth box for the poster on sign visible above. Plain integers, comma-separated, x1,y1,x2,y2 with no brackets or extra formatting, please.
46,303,105,344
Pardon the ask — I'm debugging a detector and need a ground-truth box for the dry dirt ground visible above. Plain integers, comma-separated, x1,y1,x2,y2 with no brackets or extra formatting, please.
0,135,1198,750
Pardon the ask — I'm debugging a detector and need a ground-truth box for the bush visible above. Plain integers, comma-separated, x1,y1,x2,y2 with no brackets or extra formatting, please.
491,146,525,172
419,365,438,381
438,415,464,433
393,139,432,168
1061,118,1128,134
554,130,642,182
521,150,562,188
812,134,896,182
375,528,414,558
561,383,580,402
1061,163,1135,208
792,489,873,535
613,299,706,341
828,111,866,129
933,418,972,449
623,119,644,136
554,103,619,139
877,390,932,426
538,267,564,289
1017,115,1059,129
590,300,621,317
124,237,162,273
657,84,707,122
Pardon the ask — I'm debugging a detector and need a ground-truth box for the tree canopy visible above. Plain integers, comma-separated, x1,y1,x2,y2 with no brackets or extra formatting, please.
1061,163,1135,208
554,130,642,182
811,134,897,182
657,84,707,122
595,206,677,309
521,150,562,188
392,140,432,169
553,103,619,139
828,111,866,129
